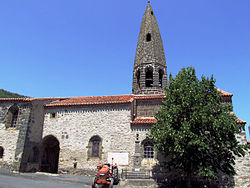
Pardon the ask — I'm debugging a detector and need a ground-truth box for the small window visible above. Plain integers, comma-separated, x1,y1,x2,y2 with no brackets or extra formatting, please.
144,141,154,159
146,33,151,42
136,134,139,141
51,113,56,118
151,11,154,15
0,147,4,159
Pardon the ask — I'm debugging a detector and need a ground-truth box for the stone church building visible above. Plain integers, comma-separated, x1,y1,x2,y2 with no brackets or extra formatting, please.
0,2,249,187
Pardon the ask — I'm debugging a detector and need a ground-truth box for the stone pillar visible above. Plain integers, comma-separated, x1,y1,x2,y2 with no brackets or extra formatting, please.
153,68,159,88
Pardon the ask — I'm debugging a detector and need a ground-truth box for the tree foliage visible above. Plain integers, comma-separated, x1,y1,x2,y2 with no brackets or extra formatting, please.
150,67,248,181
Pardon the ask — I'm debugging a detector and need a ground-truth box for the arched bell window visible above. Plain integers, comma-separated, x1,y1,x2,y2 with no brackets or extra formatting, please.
145,67,153,87
5,105,19,128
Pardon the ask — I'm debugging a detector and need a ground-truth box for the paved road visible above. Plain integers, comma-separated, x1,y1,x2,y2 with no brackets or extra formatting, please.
0,173,89,188
0,169,128,188
0,169,92,188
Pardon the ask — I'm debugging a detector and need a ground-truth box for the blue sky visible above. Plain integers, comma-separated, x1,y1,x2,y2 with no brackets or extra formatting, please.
0,0,249,139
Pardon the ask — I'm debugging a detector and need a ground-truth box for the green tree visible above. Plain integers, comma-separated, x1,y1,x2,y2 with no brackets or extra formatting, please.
150,67,248,186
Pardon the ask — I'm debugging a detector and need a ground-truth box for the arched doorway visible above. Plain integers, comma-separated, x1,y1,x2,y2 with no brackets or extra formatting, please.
40,135,60,173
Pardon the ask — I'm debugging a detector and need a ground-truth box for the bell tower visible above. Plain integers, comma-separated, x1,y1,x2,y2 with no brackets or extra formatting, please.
132,2,167,95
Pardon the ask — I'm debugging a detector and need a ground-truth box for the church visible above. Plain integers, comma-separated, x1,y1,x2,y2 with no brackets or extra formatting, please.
0,2,249,187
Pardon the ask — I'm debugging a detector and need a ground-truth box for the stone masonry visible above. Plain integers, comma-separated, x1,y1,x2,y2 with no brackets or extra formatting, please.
0,99,32,170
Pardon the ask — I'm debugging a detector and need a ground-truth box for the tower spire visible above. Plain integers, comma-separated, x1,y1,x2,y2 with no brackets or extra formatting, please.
132,3,167,95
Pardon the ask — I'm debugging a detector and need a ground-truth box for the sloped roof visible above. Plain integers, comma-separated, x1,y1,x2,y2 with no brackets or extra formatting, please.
134,2,166,68
236,119,246,124
131,118,157,125
0,98,32,102
0,88,233,106
217,88,233,97
45,95,134,107
131,118,245,125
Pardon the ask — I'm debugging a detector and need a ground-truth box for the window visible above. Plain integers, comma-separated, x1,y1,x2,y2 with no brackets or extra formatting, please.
146,33,151,42
144,141,154,159
145,67,153,87
136,70,140,88
50,113,56,118
0,147,4,159
11,110,18,127
5,105,19,128
90,136,101,158
159,69,164,88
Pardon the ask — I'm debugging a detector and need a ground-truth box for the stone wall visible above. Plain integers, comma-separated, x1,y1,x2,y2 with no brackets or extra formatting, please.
136,99,162,118
234,130,250,188
0,102,31,170
20,99,57,172
43,104,140,173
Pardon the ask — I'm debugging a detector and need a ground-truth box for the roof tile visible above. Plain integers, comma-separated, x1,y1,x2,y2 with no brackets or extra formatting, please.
46,95,134,107
131,118,157,125
236,119,246,124
217,88,233,97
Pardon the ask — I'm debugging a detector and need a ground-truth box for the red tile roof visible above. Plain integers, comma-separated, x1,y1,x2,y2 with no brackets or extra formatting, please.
32,97,67,101
0,88,233,106
236,119,246,124
0,98,33,102
131,118,157,125
131,118,245,125
217,88,233,97
46,95,134,107
0,97,67,103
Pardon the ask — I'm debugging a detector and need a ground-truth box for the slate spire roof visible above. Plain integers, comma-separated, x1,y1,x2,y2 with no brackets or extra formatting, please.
134,1,166,68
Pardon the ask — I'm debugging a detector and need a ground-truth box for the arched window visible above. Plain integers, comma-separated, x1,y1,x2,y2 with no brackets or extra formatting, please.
11,109,18,127
146,33,151,42
5,105,19,128
145,67,153,87
143,140,154,159
136,70,140,88
90,136,101,158
159,69,164,88
28,147,39,163
0,147,4,159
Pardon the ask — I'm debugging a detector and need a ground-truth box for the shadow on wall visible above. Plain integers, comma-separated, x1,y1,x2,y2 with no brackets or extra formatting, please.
151,163,235,188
